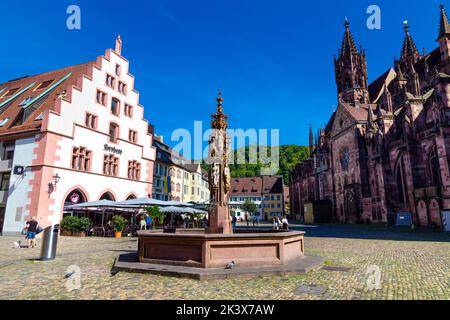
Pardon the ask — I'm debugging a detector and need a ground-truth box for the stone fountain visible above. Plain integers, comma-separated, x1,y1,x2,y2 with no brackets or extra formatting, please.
113,93,323,279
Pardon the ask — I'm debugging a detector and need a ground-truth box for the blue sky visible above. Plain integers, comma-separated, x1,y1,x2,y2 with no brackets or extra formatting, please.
0,0,446,147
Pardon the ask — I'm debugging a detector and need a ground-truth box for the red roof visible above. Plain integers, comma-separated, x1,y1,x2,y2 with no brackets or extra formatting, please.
230,177,263,196
262,175,284,194
0,61,94,138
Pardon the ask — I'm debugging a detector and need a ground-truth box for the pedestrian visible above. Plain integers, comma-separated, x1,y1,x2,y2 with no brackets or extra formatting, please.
139,215,147,230
276,216,281,230
245,213,249,226
145,214,152,230
252,215,257,227
281,215,289,230
25,216,39,248
272,217,278,230
232,215,237,228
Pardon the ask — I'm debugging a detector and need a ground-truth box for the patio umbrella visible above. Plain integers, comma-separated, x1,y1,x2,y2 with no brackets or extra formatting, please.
115,197,167,208
163,201,193,207
65,199,118,209
65,199,122,226
159,206,196,213
159,206,198,227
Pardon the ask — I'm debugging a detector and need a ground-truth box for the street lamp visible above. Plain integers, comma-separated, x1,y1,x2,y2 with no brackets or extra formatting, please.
48,173,61,194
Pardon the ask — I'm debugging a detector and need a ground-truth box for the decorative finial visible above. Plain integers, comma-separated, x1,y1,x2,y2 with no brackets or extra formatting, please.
115,34,122,55
216,90,223,108
403,20,409,34
344,17,350,29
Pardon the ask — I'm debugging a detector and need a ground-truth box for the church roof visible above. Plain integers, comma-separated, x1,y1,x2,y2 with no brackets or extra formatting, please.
368,68,396,103
0,61,94,138
324,111,336,134
341,103,378,122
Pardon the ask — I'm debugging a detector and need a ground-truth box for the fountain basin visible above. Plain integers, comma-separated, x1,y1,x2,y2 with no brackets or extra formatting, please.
137,229,305,268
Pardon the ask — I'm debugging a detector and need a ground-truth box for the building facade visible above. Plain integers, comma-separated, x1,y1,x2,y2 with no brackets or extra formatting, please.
229,176,285,220
289,6,450,228
152,136,210,203
0,37,156,234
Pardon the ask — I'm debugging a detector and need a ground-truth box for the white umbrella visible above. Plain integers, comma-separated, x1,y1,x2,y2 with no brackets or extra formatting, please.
115,197,166,208
65,199,118,209
164,201,193,207
65,199,130,226
160,206,195,213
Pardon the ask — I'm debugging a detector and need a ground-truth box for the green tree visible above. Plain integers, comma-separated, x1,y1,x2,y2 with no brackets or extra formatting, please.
241,199,257,216
202,144,310,183
145,206,165,229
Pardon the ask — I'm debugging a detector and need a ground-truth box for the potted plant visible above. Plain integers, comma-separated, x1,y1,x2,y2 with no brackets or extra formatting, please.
112,215,127,238
60,216,77,236
60,216,91,237
74,217,91,237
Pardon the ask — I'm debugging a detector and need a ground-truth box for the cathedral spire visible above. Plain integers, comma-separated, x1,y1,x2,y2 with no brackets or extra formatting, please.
340,18,358,57
438,4,450,39
400,21,419,62
437,4,450,63
309,125,314,157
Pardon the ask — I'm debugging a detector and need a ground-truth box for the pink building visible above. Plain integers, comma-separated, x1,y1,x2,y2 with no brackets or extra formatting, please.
0,37,156,234
289,5,450,228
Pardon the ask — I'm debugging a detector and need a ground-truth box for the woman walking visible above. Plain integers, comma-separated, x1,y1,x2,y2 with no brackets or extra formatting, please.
25,216,39,248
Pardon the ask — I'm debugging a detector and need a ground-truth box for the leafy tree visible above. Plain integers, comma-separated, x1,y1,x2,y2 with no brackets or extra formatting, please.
241,199,257,215
145,206,165,229
201,145,309,183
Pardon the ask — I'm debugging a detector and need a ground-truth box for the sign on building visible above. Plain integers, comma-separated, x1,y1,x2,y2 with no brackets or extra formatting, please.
396,212,412,227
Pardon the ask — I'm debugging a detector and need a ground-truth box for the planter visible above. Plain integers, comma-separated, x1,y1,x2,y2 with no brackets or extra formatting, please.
114,231,122,238
61,230,86,237
61,230,72,237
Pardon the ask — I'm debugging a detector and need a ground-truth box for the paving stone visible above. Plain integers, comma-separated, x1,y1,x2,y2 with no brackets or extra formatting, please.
294,284,327,296
0,226,449,300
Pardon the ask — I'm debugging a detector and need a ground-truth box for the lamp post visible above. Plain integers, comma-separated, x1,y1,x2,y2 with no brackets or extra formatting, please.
48,173,61,194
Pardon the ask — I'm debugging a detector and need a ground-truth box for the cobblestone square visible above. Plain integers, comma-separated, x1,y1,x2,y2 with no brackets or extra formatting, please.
0,225,448,300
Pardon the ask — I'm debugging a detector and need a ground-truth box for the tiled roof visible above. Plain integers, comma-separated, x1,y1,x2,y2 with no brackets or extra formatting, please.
230,177,263,196
0,61,94,137
184,163,201,173
368,69,396,103
342,103,378,122
262,175,284,194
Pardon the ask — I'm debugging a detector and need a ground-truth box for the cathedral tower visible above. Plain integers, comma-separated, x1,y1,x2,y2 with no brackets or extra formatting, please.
334,19,370,104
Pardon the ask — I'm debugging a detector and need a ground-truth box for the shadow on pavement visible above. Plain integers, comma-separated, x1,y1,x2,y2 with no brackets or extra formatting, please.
236,224,450,242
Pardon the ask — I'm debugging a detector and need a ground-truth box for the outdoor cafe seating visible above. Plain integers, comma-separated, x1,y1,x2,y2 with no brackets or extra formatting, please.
63,197,208,237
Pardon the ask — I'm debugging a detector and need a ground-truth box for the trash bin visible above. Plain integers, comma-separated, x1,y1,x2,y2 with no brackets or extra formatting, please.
40,224,59,261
